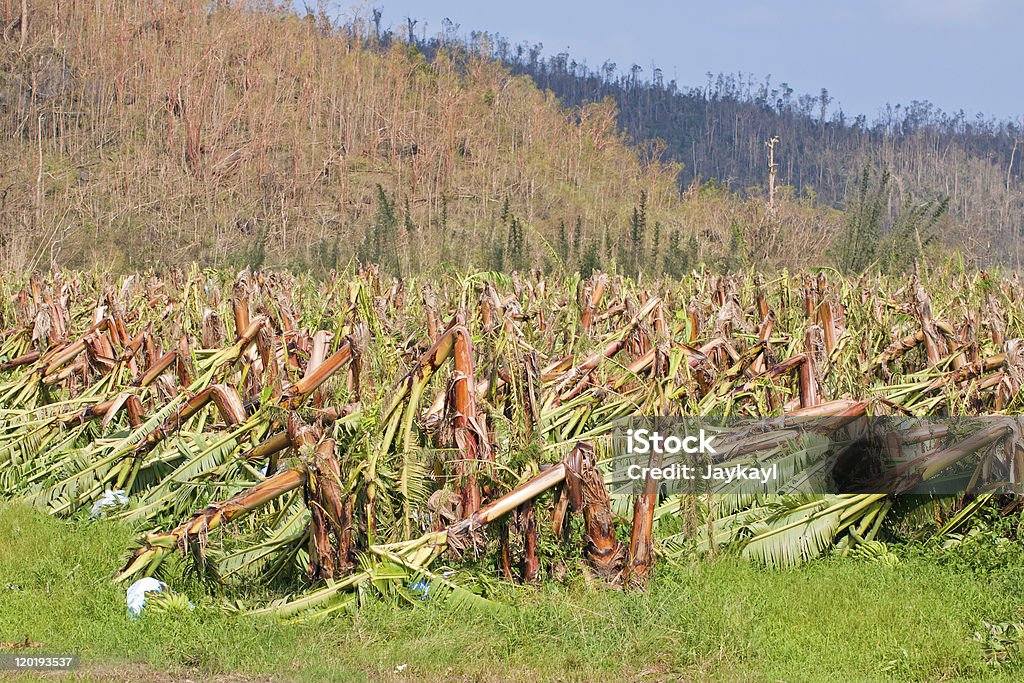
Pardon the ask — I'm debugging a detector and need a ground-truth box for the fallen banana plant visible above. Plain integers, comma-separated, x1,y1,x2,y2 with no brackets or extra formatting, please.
0,265,1021,619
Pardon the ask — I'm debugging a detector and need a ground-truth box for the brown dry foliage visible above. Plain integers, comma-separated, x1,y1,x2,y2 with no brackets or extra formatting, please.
0,0,676,270
0,0,842,274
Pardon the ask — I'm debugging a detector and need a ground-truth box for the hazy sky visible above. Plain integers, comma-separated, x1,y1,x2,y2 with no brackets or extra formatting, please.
333,0,1023,121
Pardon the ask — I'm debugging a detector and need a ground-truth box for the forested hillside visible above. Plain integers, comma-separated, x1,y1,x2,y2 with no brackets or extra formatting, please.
1,0,713,273
498,39,1024,266
0,1,1018,274
402,21,1023,268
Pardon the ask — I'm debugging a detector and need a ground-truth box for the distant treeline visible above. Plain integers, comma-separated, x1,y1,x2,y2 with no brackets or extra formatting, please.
386,15,1024,268
0,1,1019,274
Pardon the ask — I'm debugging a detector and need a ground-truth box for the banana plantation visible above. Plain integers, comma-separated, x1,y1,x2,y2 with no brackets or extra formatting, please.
1,266,1022,619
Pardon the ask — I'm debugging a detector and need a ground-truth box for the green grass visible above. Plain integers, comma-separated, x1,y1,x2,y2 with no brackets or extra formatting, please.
1,503,1023,682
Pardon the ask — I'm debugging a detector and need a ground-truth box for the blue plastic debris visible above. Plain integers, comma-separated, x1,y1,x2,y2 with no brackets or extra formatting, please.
408,579,431,600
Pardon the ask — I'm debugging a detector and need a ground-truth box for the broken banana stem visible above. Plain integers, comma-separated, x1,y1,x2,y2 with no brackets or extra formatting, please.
282,341,353,408
888,420,1015,493
872,331,925,374
116,384,250,493
580,274,608,332
116,422,324,582
799,328,820,409
449,464,567,537
922,354,1006,394
563,442,625,579
115,467,308,582
626,446,662,588
64,351,178,427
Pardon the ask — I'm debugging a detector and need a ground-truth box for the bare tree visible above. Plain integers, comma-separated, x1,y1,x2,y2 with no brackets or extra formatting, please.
766,135,780,208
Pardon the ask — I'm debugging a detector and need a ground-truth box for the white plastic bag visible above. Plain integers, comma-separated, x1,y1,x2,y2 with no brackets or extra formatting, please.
90,489,128,519
126,577,167,618
126,577,194,618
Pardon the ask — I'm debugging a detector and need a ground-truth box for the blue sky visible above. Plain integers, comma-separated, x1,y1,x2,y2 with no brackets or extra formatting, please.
330,0,1022,121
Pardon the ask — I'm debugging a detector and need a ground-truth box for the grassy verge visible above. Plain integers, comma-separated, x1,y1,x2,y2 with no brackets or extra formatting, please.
1,503,1022,682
